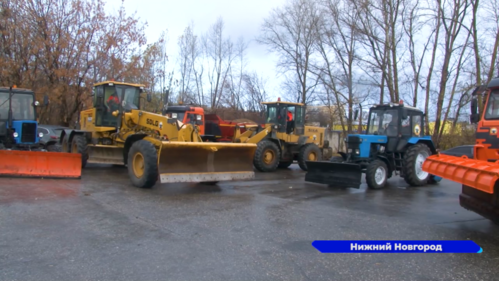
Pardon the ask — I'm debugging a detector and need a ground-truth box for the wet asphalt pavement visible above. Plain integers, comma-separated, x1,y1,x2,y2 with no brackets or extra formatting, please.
1,164,499,281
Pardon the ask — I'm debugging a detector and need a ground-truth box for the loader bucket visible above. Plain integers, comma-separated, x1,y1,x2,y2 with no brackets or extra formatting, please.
0,150,82,179
157,142,257,183
422,154,499,194
304,160,362,188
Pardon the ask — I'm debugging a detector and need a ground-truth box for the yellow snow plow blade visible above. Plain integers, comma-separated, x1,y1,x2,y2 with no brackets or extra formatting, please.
0,150,82,179
157,142,257,183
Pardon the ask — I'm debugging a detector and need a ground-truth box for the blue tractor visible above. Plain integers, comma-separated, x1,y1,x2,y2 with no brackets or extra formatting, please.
0,86,47,151
305,101,441,189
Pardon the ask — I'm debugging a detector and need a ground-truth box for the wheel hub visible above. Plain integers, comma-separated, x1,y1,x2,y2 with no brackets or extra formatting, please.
375,166,386,185
133,153,145,178
415,152,429,180
308,152,316,161
263,149,275,164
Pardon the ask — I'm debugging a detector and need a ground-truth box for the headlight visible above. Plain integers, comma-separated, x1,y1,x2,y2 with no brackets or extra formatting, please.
274,125,278,129
38,132,44,138
355,149,360,154
196,115,202,120
13,132,18,138
379,146,385,153
348,148,352,153
171,113,177,118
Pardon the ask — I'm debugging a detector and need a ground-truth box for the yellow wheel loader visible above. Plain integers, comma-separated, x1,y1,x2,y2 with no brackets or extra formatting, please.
232,98,333,172
0,86,81,179
58,81,256,188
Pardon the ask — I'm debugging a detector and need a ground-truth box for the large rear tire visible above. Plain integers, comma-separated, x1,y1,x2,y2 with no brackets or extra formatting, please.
277,161,293,169
71,135,88,168
366,159,388,189
403,143,432,186
298,143,322,171
127,140,159,189
253,140,280,172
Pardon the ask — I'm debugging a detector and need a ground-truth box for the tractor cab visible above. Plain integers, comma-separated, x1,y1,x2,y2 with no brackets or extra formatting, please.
0,87,45,149
262,98,305,135
91,81,145,129
366,102,424,138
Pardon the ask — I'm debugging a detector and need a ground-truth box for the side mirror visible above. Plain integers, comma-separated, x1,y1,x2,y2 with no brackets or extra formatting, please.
470,97,479,123
401,108,408,120
354,109,359,120
147,93,152,102
43,95,49,106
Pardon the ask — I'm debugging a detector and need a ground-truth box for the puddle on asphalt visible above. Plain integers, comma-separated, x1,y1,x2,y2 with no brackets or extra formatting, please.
0,178,80,203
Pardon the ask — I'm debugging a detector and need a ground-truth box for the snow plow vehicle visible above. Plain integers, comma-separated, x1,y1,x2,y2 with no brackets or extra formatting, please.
0,86,81,179
58,81,257,188
304,101,440,189
422,77,499,223
164,99,333,172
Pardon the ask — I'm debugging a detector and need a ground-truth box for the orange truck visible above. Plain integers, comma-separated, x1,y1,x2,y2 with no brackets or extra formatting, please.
163,105,258,142
422,76,499,223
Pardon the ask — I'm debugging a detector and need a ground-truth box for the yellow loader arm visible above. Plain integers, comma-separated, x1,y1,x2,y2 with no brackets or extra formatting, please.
233,124,272,144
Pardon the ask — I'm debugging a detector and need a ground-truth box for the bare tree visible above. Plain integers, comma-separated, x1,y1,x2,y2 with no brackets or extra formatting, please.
257,0,322,104
202,17,236,108
432,0,471,142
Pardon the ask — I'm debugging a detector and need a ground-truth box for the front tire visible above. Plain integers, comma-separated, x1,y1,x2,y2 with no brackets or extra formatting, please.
253,140,280,172
71,135,88,168
127,140,159,188
403,143,432,186
298,143,322,171
47,143,62,152
366,159,388,189
329,156,344,163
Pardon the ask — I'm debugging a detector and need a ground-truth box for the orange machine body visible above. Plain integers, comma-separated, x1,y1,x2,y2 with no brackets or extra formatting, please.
423,77,499,222
163,105,256,142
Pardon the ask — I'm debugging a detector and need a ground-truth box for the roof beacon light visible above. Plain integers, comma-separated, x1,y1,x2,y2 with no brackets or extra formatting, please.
399,100,403,105
278,97,281,101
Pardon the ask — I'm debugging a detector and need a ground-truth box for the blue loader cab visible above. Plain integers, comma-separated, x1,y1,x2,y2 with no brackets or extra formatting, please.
305,101,441,189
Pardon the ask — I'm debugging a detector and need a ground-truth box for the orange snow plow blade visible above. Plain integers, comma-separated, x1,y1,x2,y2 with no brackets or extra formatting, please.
0,150,81,179
422,154,499,194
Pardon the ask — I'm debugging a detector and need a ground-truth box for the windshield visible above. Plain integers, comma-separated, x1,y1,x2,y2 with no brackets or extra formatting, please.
120,86,140,111
367,108,399,136
0,92,36,121
266,105,278,123
484,89,499,120
166,112,185,122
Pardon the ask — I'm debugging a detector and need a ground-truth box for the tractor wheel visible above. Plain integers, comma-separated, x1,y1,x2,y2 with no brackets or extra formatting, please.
298,143,322,171
47,143,62,152
330,156,344,163
127,140,159,188
403,143,432,186
71,135,88,168
278,161,293,169
366,159,388,189
61,135,69,152
253,140,280,172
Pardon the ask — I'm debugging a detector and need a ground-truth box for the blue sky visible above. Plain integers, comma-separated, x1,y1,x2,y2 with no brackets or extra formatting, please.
105,0,289,99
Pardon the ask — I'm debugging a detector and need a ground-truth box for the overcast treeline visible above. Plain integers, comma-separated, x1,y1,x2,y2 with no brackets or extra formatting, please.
1,0,498,142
